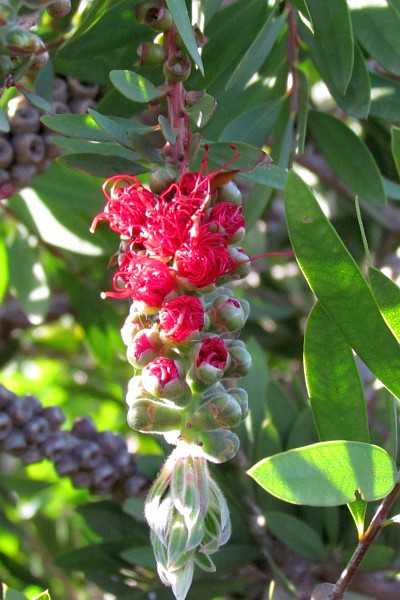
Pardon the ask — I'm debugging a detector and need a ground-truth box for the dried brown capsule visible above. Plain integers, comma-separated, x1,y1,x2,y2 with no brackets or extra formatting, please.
12,133,45,165
0,137,13,168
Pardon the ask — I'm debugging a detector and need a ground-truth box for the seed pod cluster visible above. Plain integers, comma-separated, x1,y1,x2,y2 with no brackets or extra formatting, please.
0,1,71,82
0,384,147,501
0,76,102,199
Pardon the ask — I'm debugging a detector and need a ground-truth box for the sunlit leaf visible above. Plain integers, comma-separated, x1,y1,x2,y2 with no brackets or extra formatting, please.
166,0,204,74
41,113,111,141
110,70,165,103
369,267,400,342
285,171,400,400
0,237,9,304
185,94,217,128
265,512,326,559
248,441,397,506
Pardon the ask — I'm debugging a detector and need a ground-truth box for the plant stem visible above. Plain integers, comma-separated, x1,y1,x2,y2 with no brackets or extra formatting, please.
164,23,187,169
329,481,400,600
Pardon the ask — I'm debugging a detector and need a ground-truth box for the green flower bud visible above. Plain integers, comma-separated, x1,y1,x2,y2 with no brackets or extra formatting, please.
225,339,252,377
217,180,242,205
141,357,190,402
136,41,166,67
127,398,182,433
228,246,251,280
126,328,163,368
4,29,46,56
163,54,191,82
198,429,240,463
229,387,249,420
149,164,179,194
209,295,250,332
193,392,242,430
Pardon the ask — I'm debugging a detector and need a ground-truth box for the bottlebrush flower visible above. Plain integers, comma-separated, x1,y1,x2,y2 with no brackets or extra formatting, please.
104,253,176,309
159,296,205,342
207,202,245,244
90,175,155,239
174,225,235,289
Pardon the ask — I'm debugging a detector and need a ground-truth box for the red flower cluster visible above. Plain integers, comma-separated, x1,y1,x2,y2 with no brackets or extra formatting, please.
92,163,247,306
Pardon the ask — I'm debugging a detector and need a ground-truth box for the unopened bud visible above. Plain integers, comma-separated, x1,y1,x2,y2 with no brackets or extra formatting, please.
198,429,240,463
217,181,242,205
193,392,242,430
127,398,182,433
229,387,249,420
4,29,46,56
209,295,249,332
149,164,179,194
225,339,252,377
228,246,251,279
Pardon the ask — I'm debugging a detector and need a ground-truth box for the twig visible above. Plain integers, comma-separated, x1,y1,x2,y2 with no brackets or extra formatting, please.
329,481,400,600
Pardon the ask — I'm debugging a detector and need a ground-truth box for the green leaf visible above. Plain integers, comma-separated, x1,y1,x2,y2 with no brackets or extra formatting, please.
348,497,367,538
369,267,400,342
58,153,148,178
8,227,50,325
41,113,111,141
3,588,28,600
242,164,287,190
20,89,53,113
88,109,154,148
32,593,51,600
304,302,369,443
248,441,397,506
52,137,140,160
306,0,354,94
120,546,155,569
0,236,9,304
391,127,400,178
158,115,177,144
165,0,204,75
79,501,148,543
295,68,309,154
185,93,217,128
0,106,10,132
351,3,400,76
226,10,286,91
302,21,371,118
198,141,272,173
370,73,400,121
110,70,165,103
285,171,400,400
308,111,386,206
265,512,326,560
220,100,283,147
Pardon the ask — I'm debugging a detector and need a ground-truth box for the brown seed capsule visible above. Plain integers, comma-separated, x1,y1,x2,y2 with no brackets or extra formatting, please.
10,163,37,187
8,99,40,134
69,97,96,114
0,137,13,168
52,77,68,102
67,77,99,99
42,133,62,159
12,133,45,165
52,100,71,115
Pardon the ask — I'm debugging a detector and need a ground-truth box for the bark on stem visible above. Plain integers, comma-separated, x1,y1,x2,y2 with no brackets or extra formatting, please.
329,481,400,600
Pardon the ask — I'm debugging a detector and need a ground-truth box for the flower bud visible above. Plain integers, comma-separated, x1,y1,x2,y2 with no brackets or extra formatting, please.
126,375,150,407
136,42,166,67
198,429,240,463
144,6,172,32
126,328,163,368
127,398,182,433
149,164,179,194
225,339,252,377
192,336,230,385
141,357,190,402
159,296,205,343
209,295,249,332
4,29,46,56
193,391,242,430
163,54,191,82
216,181,242,205
229,387,249,420
228,246,251,280
121,309,152,346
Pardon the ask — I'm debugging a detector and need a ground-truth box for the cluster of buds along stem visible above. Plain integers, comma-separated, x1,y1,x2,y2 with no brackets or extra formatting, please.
0,1,71,87
91,149,253,599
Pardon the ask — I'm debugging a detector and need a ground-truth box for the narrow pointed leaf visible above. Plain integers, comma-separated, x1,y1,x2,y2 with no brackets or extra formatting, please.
306,0,354,94
285,171,400,400
265,512,326,559
165,0,204,75
308,111,386,206
88,109,154,148
21,89,53,113
110,70,165,102
185,94,217,128
304,301,369,443
391,127,400,178
226,11,286,91
41,113,111,141
369,267,400,342
58,154,147,177
248,441,397,506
